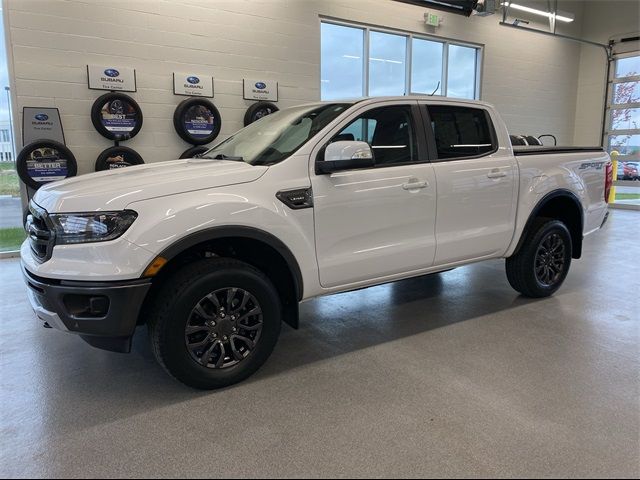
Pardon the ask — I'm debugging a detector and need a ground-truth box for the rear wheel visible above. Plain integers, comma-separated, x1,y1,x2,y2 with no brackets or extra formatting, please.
148,258,281,389
506,219,572,298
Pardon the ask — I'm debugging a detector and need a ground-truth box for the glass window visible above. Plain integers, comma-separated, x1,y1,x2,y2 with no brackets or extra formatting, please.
615,55,640,78
447,45,477,99
320,22,481,101
613,81,640,105
612,107,640,131
321,23,365,100
609,134,640,157
369,31,407,96
203,103,350,165
333,106,418,166
411,38,443,95
428,105,494,159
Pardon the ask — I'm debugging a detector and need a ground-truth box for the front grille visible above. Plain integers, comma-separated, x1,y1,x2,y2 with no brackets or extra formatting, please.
26,201,54,262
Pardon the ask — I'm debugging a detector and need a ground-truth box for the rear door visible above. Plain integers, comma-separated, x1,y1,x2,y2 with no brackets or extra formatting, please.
311,101,437,288
420,102,518,265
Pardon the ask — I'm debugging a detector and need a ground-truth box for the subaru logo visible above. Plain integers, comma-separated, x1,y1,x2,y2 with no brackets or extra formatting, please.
186,76,200,85
35,113,49,121
104,69,120,78
255,82,267,89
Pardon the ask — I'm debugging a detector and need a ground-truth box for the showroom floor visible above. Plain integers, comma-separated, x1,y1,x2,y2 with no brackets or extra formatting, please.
1,210,638,478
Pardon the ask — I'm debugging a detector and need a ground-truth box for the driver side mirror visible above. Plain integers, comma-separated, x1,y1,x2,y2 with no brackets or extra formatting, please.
316,141,374,175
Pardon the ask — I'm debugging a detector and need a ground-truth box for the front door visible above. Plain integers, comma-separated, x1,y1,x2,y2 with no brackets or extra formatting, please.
311,102,437,288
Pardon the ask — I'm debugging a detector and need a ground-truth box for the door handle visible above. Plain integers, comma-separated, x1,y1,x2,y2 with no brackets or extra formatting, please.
402,180,428,190
487,170,507,179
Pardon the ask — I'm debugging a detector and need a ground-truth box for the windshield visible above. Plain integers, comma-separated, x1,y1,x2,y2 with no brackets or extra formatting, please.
201,103,351,165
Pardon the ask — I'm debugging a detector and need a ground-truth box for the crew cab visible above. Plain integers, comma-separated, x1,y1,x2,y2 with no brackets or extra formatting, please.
22,97,612,389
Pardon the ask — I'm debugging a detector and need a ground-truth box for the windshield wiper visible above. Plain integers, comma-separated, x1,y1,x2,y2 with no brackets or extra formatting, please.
211,154,244,161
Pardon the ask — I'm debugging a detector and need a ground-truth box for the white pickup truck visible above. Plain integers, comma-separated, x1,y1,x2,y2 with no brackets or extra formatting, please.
22,97,612,389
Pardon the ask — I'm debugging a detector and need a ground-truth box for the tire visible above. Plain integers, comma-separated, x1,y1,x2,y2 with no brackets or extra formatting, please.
95,146,144,171
506,219,572,298
16,139,77,190
147,257,282,389
179,145,209,159
91,92,143,140
173,98,222,145
243,101,279,126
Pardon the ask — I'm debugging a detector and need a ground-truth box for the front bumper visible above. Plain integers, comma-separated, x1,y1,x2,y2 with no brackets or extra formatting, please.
22,264,151,353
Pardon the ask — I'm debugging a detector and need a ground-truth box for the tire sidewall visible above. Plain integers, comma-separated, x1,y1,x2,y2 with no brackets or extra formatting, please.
95,146,144,171
160,266,281,388
243,102,279,126
173,98,222,145
179,145,209,159
91,92,143,141
17,139,78,190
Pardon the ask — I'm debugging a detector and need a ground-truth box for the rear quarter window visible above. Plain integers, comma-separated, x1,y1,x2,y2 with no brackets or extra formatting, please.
427,105,496,160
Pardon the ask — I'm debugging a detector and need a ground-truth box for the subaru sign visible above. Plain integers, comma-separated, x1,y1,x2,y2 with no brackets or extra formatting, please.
244,78,278,101
24,107,64,145
88,65,136,92
173,73,213,97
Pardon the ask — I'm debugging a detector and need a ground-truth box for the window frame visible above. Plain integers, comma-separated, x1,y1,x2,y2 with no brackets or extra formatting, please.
421,104,499,162
315,101,431,171
319,18,484,101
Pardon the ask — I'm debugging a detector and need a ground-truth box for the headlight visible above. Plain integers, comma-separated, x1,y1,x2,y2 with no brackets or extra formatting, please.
49,210,138,245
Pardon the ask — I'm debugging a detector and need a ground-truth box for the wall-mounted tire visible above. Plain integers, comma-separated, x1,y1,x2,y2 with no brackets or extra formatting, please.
179,145,209,159
95,146,144,171
243,101,279,126
173,98,221,145
91,92,143,140
16,139,77,190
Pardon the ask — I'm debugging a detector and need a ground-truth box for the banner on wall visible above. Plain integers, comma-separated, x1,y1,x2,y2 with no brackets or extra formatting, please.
243,78,278,101
22,107,65,145
173,73,214,97
87,65,137,92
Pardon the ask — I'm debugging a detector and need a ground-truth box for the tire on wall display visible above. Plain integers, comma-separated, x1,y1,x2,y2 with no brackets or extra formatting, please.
173,98,221,145
179,145,209,159
91,92,143,140
16,139,77,190
243,101,279,126
95,146,144,171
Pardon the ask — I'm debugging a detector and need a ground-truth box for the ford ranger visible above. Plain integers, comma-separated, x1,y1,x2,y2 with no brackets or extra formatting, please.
22,97,612,389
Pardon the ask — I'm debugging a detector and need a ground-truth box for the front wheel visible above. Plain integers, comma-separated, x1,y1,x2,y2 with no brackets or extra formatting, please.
506,219,572,298
147,258,282,389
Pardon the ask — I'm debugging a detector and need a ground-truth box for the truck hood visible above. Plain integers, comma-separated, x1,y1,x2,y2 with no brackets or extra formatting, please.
34,158,268,213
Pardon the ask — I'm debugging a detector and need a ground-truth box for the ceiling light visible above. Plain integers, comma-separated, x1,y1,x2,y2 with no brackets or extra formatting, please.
501,2,574,22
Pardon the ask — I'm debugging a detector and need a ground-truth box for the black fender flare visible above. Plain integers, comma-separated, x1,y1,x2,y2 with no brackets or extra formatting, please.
512,189,584,257
154,225,304,301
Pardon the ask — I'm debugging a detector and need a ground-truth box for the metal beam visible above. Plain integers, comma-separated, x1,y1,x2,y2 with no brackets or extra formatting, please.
498,22,611,53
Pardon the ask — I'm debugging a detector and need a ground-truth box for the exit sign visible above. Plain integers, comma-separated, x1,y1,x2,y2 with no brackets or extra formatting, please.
425,11,440,26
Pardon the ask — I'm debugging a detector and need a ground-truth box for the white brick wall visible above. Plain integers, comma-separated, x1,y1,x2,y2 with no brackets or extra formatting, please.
6,0,588,174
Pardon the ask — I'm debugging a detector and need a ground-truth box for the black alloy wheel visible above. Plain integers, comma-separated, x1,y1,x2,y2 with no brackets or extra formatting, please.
184,287,263,369
534,232,566,287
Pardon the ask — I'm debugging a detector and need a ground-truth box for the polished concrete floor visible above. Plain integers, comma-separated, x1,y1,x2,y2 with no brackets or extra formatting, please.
1,210,638,478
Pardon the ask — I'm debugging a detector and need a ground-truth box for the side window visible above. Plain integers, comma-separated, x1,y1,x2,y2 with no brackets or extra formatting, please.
332,106,418,166
427,106,495,160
